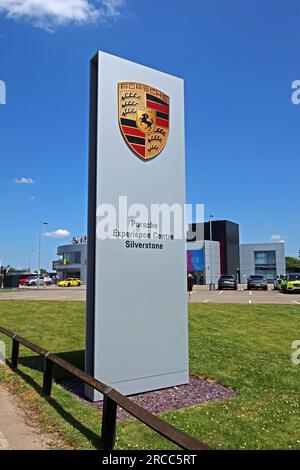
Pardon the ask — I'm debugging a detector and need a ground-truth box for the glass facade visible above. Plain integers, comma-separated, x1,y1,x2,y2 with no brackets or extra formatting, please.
62,251,81,265
254,250,276,281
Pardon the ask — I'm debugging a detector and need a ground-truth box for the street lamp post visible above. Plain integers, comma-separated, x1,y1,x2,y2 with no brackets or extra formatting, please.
37,222,48,288
209,214,214,291
28,249,34,273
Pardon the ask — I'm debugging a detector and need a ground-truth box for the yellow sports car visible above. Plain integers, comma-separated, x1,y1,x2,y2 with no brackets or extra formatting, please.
57,278,82,287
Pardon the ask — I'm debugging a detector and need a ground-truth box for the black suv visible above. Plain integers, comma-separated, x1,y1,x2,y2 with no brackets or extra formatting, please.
218,275,237,290
247,275,268,290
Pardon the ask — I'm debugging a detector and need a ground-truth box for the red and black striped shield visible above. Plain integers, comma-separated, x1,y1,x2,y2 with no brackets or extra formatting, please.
118,82,169,161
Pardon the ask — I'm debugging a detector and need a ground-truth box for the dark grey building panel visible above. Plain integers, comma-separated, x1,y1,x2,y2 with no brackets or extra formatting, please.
188,220,240,276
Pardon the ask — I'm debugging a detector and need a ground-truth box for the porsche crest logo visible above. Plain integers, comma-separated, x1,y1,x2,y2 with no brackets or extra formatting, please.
118,82,169,161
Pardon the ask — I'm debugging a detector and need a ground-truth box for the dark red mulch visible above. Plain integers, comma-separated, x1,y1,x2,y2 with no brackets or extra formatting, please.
60,376,235,420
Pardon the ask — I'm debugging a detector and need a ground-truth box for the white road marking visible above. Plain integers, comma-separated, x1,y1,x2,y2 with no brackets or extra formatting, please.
292,300,300,305
218,291,224,295
249,300,252,304
202,300,209,303
249,291,252,296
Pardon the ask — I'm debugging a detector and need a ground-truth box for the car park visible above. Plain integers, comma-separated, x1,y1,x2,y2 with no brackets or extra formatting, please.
57,278,82,287
281,273,300,293
218,275,237,290
247,275,268,290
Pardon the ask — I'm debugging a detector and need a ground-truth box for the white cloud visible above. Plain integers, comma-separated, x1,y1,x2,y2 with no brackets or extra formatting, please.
43,229,70,238
28,195,35,200
14,177,35,184
102,0,125,17
0,0,126,31
270,234,285,243
270,234,281,240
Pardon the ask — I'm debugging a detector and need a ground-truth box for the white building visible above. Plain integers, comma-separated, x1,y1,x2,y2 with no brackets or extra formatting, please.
239,242,285,283
52,238,87,283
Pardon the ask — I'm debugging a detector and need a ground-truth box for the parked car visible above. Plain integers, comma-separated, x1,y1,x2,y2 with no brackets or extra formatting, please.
247,275,268,290
281,273,300,293
218,275,237,290
57,278,82,287
23,276,45,286
19,276,32,286
273,275,286,290
23,276,52,287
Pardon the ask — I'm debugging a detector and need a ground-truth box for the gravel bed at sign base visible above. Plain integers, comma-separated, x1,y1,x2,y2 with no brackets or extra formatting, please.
61,376,236,420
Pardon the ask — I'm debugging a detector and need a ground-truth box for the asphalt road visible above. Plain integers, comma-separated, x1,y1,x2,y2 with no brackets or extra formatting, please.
190,285,300,304
0,285,300,304
0,286,86,301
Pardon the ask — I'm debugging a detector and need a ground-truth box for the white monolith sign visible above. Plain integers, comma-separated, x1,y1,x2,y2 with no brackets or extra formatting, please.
86,51,188,400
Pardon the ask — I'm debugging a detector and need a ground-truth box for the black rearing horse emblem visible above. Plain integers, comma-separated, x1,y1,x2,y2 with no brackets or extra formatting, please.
139,113,154,130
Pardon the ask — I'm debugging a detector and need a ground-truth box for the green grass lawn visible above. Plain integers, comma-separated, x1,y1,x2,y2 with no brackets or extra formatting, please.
0,289,19,293
0,301,299,450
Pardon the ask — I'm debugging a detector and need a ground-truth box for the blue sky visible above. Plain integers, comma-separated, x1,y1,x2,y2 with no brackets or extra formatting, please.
0,0,299,270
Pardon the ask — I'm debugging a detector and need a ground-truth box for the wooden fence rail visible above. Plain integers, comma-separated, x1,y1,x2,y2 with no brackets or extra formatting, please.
0,325,211,451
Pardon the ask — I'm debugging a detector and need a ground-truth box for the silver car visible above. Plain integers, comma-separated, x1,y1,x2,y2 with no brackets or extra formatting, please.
23,276,45,286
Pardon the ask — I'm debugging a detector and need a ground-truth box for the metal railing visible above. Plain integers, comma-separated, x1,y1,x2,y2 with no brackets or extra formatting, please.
0,325,211,451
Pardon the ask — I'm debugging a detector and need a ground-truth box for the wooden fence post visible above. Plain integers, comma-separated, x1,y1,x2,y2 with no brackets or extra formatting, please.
11,338,19,368
43,356,54,397
101,394,117,450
